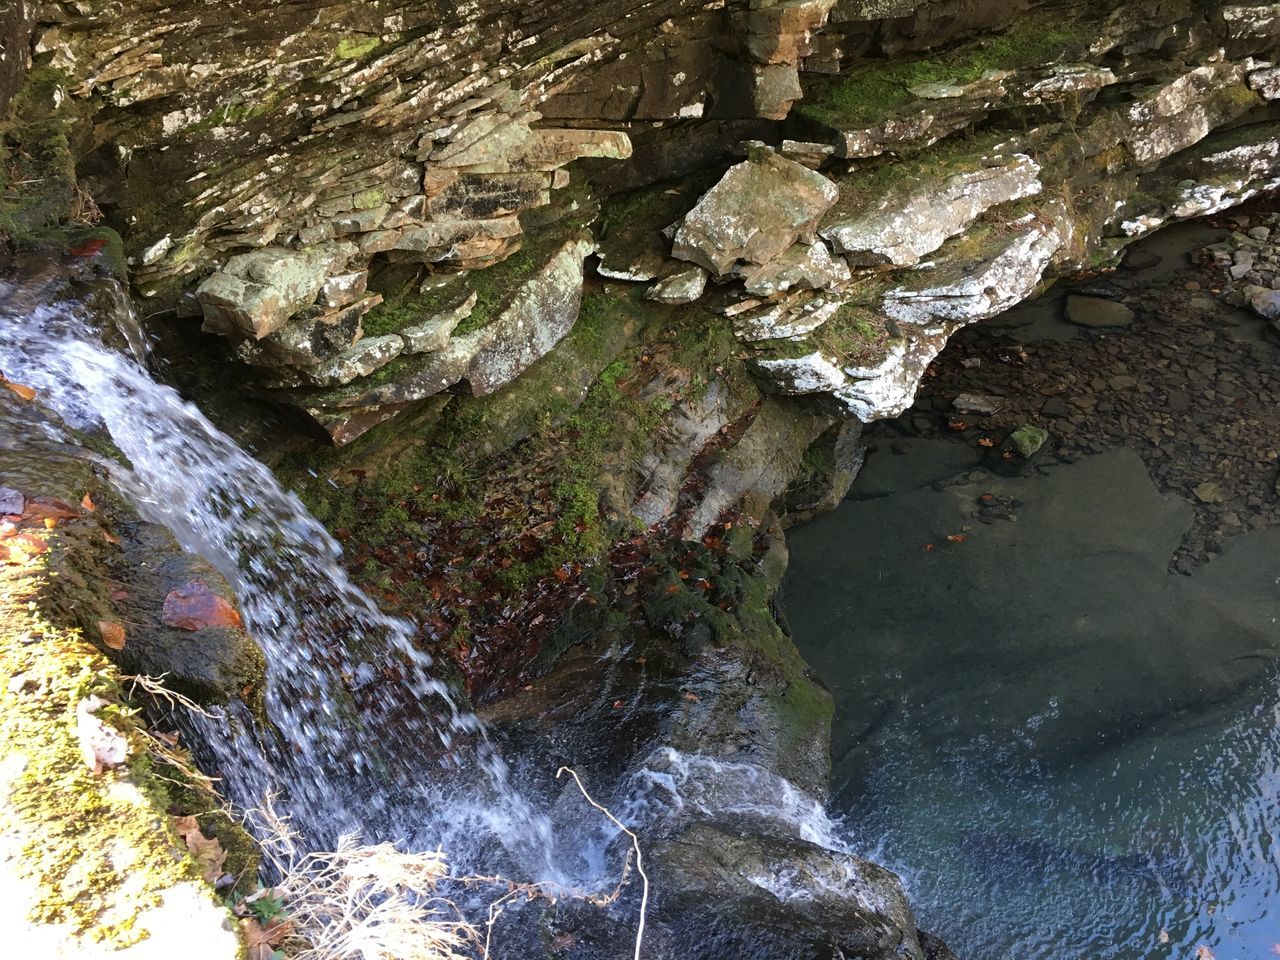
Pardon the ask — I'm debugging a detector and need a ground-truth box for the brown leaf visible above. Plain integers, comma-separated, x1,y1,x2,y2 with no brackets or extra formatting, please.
4,533,48,564
98,620,126,650
682,691,700,703
946,534,968,544
68,237,109,257
172,815,227,883
101,529,121,545
81,492,96,512
977,437,995,448
2,378,36,401
22,496,81,522
162,579,243,630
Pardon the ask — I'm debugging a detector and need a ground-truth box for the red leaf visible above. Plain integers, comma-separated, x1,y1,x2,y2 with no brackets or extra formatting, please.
68,237,109,257
162,579,243,630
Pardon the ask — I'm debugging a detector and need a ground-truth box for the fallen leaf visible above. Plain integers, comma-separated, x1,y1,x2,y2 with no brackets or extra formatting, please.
162,579,243,630
946,534,968,544
109,588,129,601
1196,947,1214,960
612,699,625,709
947,419,968,431
98,620,126,650
977,437,996,447
682,691,700,703
68,236,109,257
43,517,58,530
2,378,36,401
172,815,227,883
1158,929,1170,944
21,496,81,522
101,529,121,545
4,533,48,564
81,492,96,512
923,543,935,552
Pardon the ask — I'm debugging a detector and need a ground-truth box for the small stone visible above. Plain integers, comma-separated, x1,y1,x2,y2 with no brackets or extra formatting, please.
646,265,708,304
1250,226,1272,241
1184,280,1201,291
1040,398,1071,418
952,393,1003,415
1064,294,1134,328
0,486,24,516
1009,424,1049,458
1249,288,1280,321
1193,481,1226,504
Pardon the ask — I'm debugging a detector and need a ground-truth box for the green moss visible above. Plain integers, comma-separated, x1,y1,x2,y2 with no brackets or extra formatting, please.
796,18,1093,129
0,68,82,250
0,535,243,946
335,35,381,60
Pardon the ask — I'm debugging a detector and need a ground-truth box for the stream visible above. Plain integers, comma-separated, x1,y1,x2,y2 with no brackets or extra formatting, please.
785,224,1280,958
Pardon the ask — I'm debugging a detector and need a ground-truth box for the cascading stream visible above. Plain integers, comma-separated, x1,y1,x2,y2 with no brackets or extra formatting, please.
0,290,561,872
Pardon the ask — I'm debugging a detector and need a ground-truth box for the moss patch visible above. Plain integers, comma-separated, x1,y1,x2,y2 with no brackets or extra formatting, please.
0,529,245,947
796,18,1094,129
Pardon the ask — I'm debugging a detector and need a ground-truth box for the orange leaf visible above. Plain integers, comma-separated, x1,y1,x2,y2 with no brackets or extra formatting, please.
98,620,126,650
682,691,700,703
101,529,121,545
946,534,968,543
81,492,96,512
172,815,226,883
977,437,995,448
1196,947,1214,960
947,420,968,431
923,543,935,551
2,378,36,401
162,579,243,630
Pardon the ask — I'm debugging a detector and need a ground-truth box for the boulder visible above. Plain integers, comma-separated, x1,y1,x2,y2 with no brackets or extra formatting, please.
234,294,380,368
1010,424,1049,458
1064,294,1135,328
197,243,351,339
646,265,708,304
823,154,1042,267
739,239,851,296
400,290,478,354
672,149,838,276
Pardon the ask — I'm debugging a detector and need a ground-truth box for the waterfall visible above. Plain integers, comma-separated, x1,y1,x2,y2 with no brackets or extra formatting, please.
0,286,562,873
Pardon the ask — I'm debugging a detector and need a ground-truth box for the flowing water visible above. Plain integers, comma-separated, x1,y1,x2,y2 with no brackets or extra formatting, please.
0,287,573,880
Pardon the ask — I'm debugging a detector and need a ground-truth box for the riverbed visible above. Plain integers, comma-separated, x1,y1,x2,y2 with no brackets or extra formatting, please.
784,220,1280,958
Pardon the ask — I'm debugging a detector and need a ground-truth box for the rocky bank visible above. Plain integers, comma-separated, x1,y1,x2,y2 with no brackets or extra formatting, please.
5,1,1280,957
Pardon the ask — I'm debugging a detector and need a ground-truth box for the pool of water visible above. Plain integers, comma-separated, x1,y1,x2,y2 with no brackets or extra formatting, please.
781,208,1280,960
785,442,1280,959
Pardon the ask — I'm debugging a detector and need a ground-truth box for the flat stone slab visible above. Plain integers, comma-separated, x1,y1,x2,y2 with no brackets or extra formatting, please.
1064,294,1135,327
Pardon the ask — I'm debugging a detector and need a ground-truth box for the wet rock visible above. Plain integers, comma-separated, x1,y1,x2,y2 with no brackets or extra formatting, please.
1009,424,1049,458
646,265,708,304
823,154,1041,267
651,823,926,960
0,486,24,515
1249,288,1280,321
953,393,1003,415
672,149,838,276
1064,294,1135,328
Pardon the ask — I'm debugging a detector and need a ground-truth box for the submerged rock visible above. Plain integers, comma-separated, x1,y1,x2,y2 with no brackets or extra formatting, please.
1064,294,1135,328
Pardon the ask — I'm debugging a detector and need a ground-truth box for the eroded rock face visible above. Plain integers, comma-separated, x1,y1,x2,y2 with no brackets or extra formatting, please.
671,150,839,276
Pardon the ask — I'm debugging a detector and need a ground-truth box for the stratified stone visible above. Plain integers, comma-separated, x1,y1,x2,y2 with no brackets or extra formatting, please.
672,149,839,276
197,244,352,339
401,291,478,354
646,266,708,304
234,294,381,368
318,272,369,308
739,239,850,296
1064,294,1135,327
297,335,405,387
953,393,1003,415
823,154,1042,267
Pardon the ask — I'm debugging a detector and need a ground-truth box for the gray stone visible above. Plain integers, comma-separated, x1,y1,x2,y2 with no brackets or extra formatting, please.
1194,481,1226,504
739,239,850,296
823,154,1042,268
401,291,478,354
1250,288,1280,321
646,265,708,304
1064,294,1135,328
299,335,405,387
672,149,838,276
234,295,378,368
1249,225,1273,241
953,393,1003,415
197,244,352,339
0,486,24,515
